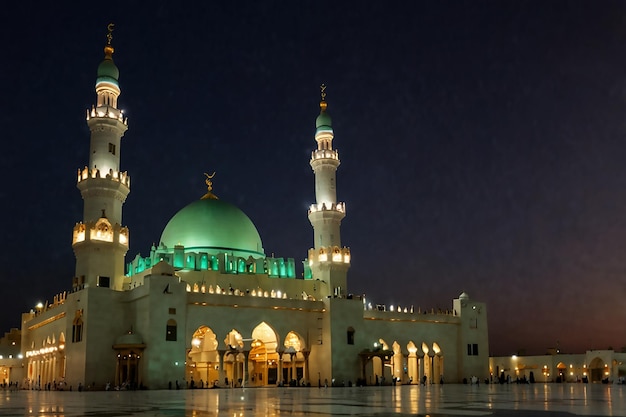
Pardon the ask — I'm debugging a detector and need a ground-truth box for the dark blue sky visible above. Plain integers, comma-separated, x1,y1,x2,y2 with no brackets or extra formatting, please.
2,1,626,355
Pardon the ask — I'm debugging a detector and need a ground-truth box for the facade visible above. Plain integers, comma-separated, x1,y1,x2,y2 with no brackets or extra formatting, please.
490,350,626,384
1,29,489,389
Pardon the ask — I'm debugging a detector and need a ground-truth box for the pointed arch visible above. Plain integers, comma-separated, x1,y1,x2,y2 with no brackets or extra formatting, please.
282,331,308,385
221,329,245,387
188,326,219,387
283,331,304,351
589,357,606,382
250,322,279,386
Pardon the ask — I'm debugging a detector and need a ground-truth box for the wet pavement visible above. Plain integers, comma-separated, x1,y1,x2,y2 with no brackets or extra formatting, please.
1,383,625,416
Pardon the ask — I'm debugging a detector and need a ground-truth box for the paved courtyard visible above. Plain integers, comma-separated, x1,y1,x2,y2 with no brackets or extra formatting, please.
1,383,625,416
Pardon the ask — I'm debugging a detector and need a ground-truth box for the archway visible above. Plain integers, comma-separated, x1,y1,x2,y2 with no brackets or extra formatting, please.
556,362,567,383
249,323,279,386
187,326,219,388
589,357,607,382
223,329,245,387
112,330,145,389
282,331,307,385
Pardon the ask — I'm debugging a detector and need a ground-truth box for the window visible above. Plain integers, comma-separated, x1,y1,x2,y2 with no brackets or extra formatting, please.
168,308,176,315
166,319,177,341
98,276,110,288
108,143,116,155
347,327,355,345
72,317,83,343
467,343,479,356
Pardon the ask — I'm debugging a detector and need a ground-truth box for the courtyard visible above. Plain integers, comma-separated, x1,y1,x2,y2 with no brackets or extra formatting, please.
1,383,624,416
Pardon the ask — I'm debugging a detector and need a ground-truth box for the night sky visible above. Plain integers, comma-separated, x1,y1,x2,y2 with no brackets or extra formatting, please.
2,1,626,356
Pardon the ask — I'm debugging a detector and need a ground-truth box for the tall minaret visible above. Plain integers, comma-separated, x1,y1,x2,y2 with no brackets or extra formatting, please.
72,24,130,291
307,85,350,297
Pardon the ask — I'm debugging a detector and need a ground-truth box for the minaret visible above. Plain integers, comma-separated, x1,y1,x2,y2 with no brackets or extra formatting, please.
307,85,350,297
72,24,130,291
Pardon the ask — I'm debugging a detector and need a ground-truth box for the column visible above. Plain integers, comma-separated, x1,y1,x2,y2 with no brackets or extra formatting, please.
217,350,225,387
302,350,311,384
243,351,250,387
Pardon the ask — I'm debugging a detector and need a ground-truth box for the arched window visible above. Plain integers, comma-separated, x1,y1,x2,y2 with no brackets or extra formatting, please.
347,327,355,345
72,312,84,343
166,319,177,341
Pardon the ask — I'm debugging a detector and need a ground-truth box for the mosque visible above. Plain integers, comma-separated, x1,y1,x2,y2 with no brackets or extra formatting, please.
0,28,489,390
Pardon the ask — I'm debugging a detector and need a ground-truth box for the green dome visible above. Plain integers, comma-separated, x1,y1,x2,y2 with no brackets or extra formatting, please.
160,198,265,258
316,111,332,129
96,58,119,86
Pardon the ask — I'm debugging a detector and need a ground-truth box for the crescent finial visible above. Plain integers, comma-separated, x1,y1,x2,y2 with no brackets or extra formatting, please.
106,23,115,45
202,172,218,199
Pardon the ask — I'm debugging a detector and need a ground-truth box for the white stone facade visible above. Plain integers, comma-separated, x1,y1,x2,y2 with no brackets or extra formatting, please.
1,28,491,389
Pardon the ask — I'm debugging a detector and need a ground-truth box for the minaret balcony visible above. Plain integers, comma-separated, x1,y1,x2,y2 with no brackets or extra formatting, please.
72,220,129,247
310,149,339,162
308,246,351,265
77,167,131,189
86,105,128,126
308,202,345,215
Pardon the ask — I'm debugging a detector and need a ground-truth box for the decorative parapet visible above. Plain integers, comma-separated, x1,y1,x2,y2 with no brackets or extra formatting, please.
185,283,291,299
308,202,345,214
311,149,339,161
86,105,128,125
308,246,351,265
363,300,459,317
77,166,131,188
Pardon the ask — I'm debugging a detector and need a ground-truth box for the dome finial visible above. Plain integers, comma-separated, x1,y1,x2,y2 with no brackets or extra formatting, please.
202,172,219,200
106,23,114,45
320,83,328,112
104,23,115,59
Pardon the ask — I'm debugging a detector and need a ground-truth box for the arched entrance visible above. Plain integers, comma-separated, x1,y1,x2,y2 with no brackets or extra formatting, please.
359,339,392,385
589,357,607,382
223,329,245,387
249,322,279,386
187,326,219,388
282,331,307,385
556,362,567,382
112,331,145,389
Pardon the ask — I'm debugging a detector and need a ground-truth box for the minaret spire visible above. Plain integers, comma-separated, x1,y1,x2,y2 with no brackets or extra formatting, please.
320,83,327,110
72,25,131,291
306,85,350,297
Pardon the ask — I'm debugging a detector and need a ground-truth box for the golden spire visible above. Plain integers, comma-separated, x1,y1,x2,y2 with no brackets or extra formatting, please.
104,23,115,58
320,83,327,112
201,172,219,200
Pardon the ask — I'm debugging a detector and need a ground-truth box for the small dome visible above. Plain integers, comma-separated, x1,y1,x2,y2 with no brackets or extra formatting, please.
316,111,332,130
96,58,119,86
160,198,265,258
459,292,470,300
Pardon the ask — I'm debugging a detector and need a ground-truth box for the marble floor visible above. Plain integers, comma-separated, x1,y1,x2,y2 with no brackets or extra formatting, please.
1,383,625,416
